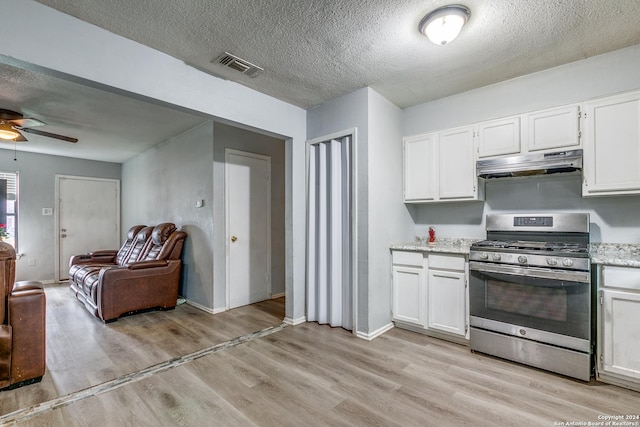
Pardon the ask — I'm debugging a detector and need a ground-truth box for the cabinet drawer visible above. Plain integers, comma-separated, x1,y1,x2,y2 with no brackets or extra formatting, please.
602,266,640,291
428,254,465,271
392,251,424,267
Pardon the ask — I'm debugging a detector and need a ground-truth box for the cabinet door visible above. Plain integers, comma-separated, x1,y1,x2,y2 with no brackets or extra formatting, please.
427,269,466,337
601,289,640,380
527,105,580,152
583,92,640,196
477,116,521,158
439,126,477,200
392,265,425,326
403,134,437,202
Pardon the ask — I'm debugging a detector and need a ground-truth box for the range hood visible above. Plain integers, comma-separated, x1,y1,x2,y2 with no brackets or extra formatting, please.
477,149,583,179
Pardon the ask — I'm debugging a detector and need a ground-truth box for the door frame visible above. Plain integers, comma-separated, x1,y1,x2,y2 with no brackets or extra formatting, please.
224,148,272,309
305,128,358,335
54,174,121,282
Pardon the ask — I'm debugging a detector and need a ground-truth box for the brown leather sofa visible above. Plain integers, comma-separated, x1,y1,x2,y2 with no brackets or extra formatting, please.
0,242,46,391
69,223,187,322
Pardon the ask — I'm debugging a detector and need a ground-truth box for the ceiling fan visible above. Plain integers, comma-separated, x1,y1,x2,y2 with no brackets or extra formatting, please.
0,109,78,143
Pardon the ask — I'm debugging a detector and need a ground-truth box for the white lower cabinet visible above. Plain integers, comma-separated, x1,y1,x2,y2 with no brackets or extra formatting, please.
427,269,467,337
597,265,640,391
392,251,425,326
392,250,468,342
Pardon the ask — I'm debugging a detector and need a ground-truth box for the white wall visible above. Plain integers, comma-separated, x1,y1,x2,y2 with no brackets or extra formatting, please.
308,88,371,332
404,44,640,243
3,0,307,321
0,149,120,282
366,90,413,334
212,122,286,310
307,88,412,335
122,122,214,307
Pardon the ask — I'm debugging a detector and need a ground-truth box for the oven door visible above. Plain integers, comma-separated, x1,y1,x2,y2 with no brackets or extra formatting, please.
469,261,591,352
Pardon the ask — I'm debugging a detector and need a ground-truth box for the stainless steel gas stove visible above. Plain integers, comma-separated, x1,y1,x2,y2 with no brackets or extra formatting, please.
469,213,593,381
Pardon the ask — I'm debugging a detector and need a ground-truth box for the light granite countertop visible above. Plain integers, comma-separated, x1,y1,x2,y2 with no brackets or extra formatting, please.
390,238,481,255
391,240,640,266
590,243,640,267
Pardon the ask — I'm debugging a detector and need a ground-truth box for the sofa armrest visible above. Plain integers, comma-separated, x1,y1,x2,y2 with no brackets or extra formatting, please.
0,325,10,382
8,284,46,383
69,253,117,267
126,260,169,270
90,250,118,256
96,260,181,321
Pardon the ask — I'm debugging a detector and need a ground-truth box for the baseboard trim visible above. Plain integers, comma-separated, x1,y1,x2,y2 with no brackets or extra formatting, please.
271,292,285,299
355,322,394,341
283,316,306,326
185,300,216,315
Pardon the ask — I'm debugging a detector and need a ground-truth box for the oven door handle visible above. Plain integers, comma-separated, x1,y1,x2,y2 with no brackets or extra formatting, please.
469,261,590,283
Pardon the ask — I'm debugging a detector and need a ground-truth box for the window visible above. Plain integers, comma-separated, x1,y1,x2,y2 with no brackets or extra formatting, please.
0,172,18,250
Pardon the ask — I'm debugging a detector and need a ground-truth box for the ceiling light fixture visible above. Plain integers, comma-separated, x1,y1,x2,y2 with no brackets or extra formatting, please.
0,121,20,140
419,4,470,46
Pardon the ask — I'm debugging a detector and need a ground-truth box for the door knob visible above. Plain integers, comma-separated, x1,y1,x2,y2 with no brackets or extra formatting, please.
231,236,238,242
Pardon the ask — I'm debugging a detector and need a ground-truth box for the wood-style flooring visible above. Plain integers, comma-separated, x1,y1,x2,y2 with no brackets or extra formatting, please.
1,283,638,426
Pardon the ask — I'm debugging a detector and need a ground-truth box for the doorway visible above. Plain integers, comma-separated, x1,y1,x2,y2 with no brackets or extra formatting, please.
225,149,271,309
56,175,120,282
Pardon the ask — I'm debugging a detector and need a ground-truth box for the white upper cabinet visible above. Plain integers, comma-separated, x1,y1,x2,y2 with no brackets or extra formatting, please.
526,105,581,152
583,91,640,196
476,104,582,159
403,133,437,201
439,126,477,200
477,116,521,158
403,126,482,203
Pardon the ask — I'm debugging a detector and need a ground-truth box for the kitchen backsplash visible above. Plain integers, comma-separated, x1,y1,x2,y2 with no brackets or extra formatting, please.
410,174,640,243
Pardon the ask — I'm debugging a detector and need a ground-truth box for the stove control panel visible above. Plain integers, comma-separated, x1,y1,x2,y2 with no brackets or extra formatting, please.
469,250,590,271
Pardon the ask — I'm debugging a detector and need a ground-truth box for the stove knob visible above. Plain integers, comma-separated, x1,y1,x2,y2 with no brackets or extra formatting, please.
517,256,527,264
563,258,574,267
547,258,558,266
492,253,501,261
480,252,489,260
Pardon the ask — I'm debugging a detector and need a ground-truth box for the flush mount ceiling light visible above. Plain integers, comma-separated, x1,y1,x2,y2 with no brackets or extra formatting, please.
0,121,20,140
419,4,470,45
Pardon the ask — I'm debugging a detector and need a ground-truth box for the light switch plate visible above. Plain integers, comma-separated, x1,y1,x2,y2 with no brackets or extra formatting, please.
42,208,53,215
195,199,204,208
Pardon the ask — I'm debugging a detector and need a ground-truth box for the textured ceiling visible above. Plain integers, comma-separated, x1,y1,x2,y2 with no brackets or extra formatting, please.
32,0,640,109
2,1,640,163
0,62,207,163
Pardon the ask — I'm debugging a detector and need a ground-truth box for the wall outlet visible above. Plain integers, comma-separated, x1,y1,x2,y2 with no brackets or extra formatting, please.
195,199,204,208
42,208,53,215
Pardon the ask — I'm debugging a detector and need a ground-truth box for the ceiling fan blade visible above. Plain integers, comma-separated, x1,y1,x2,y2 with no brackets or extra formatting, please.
15,131,28,142
21,127,78,143
10,117,46,128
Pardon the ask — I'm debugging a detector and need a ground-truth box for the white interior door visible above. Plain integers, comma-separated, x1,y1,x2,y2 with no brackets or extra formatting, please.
57,176,120,281
225,149,271,309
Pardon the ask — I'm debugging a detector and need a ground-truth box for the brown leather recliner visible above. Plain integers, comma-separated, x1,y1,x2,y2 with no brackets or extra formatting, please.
0,242,46,391
69,223,187,322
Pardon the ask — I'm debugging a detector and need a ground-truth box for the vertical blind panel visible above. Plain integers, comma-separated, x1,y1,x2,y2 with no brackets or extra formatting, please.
306,146,318,322
306,136,352,330
329,139,343,327
317,143,329,324
341,137,352,331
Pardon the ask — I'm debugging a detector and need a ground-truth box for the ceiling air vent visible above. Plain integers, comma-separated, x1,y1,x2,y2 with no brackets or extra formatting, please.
214,52,263,78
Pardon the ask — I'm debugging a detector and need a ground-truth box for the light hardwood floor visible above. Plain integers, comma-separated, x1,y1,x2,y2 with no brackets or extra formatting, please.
1,284,638,426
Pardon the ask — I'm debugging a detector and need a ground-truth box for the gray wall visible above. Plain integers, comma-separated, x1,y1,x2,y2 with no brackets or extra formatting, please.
212,122,286,310
307,88,413,336
403,44,640,243
122,121,215,308
122,120,285,312
0,149,121,282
